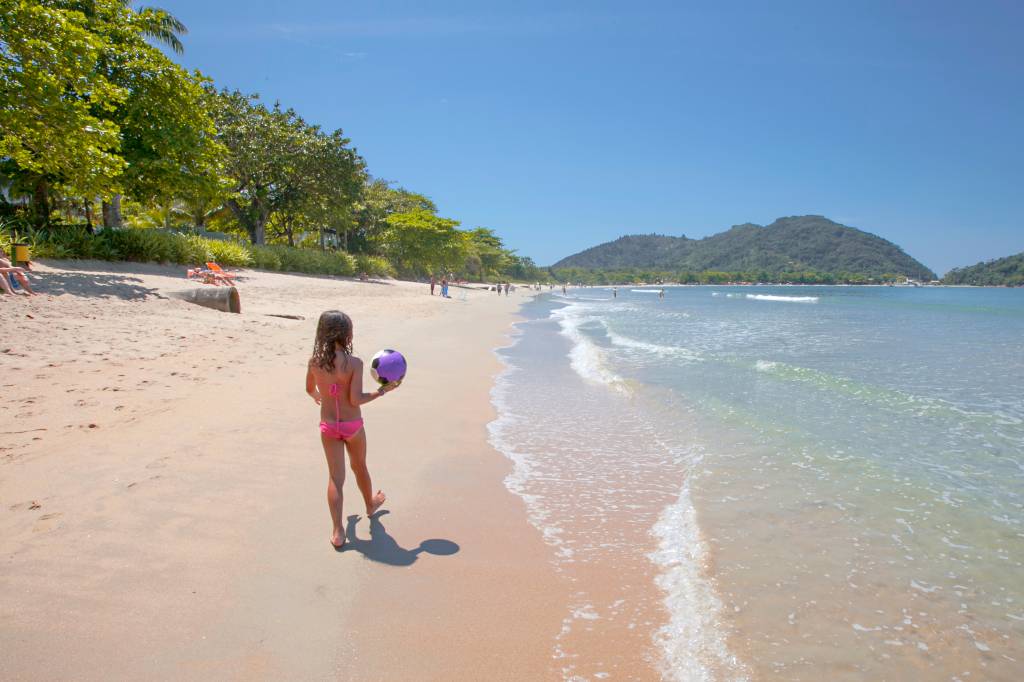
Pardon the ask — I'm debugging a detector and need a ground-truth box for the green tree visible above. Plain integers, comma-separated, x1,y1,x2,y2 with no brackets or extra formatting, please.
350,178,435,253
465,227,508,280
115,67,224,221
381,209,465,276
0,0,217,226
272,127,365,248
215,91,333,245
0,0,127,221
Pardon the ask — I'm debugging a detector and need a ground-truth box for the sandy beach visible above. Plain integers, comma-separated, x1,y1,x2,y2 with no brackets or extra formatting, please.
0,262,566,680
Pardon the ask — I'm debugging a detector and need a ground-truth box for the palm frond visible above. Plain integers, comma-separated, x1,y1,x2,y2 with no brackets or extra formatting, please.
136,6,188,54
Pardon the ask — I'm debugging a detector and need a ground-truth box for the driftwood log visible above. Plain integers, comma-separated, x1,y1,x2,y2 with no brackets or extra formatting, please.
168,286,241,314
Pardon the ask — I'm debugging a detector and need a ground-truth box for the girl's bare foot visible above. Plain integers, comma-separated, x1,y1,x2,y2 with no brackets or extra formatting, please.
330,531,345,550
367,490,386,516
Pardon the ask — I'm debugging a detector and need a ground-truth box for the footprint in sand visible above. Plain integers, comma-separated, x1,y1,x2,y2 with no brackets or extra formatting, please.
33,512,62,533
128,474,163,489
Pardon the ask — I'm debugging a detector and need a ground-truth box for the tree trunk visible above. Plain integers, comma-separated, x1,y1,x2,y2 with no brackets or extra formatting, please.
255,205,269,245
110,194,123,227
101,197,123,228
84,199,94,228
226,198,269,245
32,178,50,226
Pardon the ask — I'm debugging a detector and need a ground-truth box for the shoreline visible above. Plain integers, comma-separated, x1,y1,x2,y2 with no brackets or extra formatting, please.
488,295,684,680
0,261,566,680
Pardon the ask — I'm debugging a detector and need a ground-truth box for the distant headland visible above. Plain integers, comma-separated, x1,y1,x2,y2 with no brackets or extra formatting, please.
943,252,1024,287
551,215,936,284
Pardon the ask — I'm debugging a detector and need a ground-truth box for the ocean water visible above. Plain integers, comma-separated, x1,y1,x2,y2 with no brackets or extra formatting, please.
489,286,1024,681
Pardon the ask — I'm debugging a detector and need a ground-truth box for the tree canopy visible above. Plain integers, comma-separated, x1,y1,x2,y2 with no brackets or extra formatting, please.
0,1,538,282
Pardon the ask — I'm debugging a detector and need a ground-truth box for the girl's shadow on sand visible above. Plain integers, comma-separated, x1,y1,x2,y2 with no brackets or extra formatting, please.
342,511,459,566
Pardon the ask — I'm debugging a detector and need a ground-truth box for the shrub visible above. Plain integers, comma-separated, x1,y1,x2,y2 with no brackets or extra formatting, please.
269,244,321,273
19,226,397,280
205,239,252,267
355,254,395,278
29,226,99,260
329,250,358,276
249,246,283,271
103,227,172,262
180,234,213,264
267,245,356,276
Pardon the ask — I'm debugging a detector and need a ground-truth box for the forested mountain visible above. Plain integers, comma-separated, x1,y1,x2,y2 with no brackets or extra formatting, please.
553,216,936,280
943,252,1024,286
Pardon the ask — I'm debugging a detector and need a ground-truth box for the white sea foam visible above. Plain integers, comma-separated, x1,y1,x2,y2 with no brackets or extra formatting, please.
650,479,749,681
603,326,703,364
488,330,574,560
632,289,662,294
551,305,627,390
746,294,819,303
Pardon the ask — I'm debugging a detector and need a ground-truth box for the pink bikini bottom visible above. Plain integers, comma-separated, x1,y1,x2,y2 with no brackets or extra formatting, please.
320,418,364,441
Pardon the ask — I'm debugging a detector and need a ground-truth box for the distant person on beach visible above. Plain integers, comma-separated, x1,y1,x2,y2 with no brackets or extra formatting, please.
659,288,665,299
562,284,566,295
613,287,617,298
0,249,37,296
306,310,400,550
504,282,510,296
430,274,436,296
441,276,449,298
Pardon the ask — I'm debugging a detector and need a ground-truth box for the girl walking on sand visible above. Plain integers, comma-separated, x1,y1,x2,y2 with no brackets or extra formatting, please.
306,310,400,549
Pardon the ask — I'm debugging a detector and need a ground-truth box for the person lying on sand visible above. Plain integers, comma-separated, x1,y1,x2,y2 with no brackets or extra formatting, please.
186,265,232,286
0,250,38,296
306,310,401,550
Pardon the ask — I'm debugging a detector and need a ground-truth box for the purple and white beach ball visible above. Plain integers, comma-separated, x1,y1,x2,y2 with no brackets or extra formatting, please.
370,349,407,385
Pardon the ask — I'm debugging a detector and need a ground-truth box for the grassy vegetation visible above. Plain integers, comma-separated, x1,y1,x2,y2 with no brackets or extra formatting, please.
1,225,394,278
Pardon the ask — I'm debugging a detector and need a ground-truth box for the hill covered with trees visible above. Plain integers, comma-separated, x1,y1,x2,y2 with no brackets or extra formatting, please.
552,216,936,281
943,252,1024,286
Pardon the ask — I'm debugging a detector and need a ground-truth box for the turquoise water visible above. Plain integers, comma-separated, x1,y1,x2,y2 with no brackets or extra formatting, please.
490,286,1024,680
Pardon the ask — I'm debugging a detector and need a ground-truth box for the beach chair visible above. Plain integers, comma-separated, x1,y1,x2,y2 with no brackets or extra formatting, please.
187,265,232,286
206,262,237,283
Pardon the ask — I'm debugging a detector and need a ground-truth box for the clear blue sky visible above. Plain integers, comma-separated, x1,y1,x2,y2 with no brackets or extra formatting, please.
160,0,1022,275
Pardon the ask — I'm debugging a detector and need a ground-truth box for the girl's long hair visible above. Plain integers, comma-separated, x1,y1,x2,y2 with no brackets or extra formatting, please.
311,310,353,371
